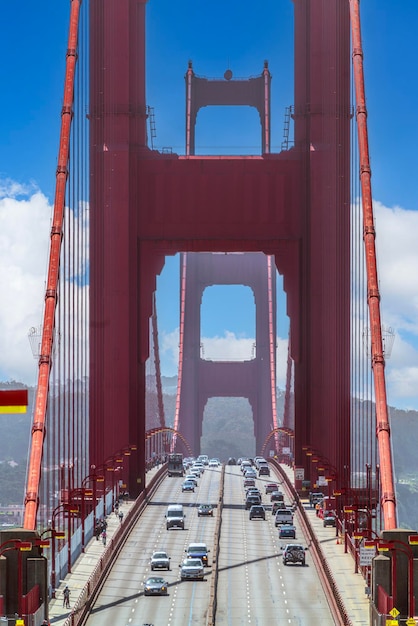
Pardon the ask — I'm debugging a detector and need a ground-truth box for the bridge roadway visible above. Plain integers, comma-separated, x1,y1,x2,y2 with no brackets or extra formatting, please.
48,464,370,625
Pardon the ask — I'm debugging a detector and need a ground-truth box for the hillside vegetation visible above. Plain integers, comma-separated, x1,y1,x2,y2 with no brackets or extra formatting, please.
0,380,417,530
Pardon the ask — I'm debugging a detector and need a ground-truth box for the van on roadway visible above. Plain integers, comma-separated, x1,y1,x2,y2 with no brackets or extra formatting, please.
166,504,185,530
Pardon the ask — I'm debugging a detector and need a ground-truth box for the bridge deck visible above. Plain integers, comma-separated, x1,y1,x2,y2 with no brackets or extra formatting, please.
48,465,370,626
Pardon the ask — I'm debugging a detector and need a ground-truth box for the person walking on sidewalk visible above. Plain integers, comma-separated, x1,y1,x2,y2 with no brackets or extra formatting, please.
63,585,71,608
118,509,124,524
102,530,107,546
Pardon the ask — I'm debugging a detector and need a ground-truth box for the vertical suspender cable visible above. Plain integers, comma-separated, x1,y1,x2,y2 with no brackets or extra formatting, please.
152,293,166,430
173,254,187,451
267,256,279,450
349,0,397,529
24,0,81,530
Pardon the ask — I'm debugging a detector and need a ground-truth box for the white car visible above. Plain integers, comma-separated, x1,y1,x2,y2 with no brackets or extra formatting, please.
179,557,204,580
150,550,171,571
208,459,219,467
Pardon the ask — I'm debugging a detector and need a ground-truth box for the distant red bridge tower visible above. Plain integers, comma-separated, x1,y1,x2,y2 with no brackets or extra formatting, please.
174,252,278,455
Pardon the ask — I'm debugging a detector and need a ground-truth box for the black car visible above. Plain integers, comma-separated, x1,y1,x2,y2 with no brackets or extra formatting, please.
198,504,214,517
270,491,284,502
227,457,237,465
271,501,286,515
282,544,306,566
323,514,336,527
258,465,270,476
249,505,266,520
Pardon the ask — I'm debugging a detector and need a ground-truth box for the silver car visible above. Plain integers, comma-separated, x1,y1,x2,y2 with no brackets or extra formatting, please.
179,557,204,580
143,576,168,595
150,550,171,571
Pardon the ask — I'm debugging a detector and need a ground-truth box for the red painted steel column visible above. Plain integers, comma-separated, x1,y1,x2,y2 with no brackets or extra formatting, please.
292,0,351,488
349,0,397,529
89,0,150,497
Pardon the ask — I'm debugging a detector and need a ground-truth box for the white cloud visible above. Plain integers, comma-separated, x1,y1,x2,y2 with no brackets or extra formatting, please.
0,186,51,384
375,201,418,335
374,202,418,409
1,178,417,412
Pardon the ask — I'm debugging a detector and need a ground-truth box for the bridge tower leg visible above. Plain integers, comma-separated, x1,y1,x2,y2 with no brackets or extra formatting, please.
176,252,277,455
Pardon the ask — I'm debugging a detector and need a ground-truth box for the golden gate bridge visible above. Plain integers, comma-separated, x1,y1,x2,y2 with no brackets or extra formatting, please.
0,1,414,623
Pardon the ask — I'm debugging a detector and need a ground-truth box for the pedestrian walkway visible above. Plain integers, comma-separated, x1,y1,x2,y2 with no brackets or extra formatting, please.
47,464,371,625
48,497,135,625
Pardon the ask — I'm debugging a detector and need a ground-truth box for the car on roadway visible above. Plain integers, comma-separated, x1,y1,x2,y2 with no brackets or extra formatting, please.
265,483,279,494
186,474,198,487
185,542,210,566
208,458,220,467
227,457,237,465
244,477,256,488
150,550,171,571
278,524,296,539
143,576,169,595
245,493,262,509
244,468,257,479
270,490,284,502
245,487,261,497
249,505,266,520
309,491,325,506
258,465,270,476
271,501,286,515
198,503,214,517
179,558,205,580
323,513,337,527
181,479,195,492
275,508,294,527
282,544,306,566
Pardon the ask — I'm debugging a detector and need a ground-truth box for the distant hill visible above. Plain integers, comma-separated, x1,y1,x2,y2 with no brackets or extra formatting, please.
0,380,417,530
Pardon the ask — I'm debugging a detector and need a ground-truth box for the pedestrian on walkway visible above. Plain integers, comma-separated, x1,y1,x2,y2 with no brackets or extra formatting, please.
63,585,71,608
102,530,107,546
118,509,124,523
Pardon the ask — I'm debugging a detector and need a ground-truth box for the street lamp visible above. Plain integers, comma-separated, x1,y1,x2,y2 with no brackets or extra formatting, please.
67,487,93,552
82,465,105,532
49,503,78,594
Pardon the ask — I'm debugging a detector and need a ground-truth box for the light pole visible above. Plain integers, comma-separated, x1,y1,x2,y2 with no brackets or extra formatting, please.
82,465,105,532
49,503,77,594
68,487,92,552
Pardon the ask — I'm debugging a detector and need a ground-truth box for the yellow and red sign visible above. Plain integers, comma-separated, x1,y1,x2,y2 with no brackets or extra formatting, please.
0,389,28,414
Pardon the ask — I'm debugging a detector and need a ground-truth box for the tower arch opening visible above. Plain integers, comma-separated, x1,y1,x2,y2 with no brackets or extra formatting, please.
201,396,255,461
201,284,255,361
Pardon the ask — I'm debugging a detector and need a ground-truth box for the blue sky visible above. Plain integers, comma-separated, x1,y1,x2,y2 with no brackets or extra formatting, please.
1,1,418,411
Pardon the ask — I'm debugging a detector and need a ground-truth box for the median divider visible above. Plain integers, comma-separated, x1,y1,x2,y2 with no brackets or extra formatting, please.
206,462,225,626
